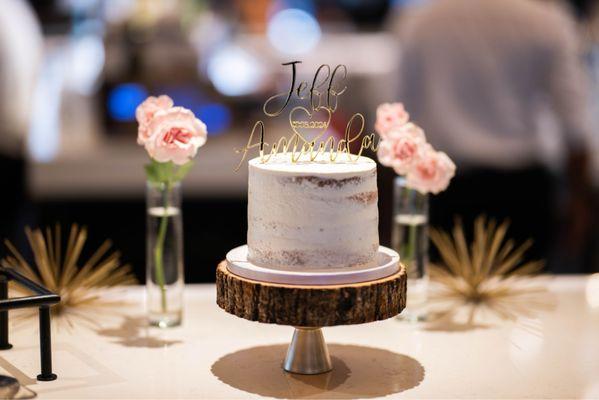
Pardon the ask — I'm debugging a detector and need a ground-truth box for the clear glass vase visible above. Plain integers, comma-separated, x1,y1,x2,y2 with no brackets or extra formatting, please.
392,176,429,322
146,181,184,328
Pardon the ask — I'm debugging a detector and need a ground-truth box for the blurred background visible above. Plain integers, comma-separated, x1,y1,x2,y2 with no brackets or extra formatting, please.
1,0,597,282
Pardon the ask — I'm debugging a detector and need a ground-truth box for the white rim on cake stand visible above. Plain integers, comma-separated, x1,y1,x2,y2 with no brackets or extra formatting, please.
226,245,400,286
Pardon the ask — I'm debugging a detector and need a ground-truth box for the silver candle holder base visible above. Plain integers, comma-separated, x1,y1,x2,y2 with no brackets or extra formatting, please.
284,327,332,375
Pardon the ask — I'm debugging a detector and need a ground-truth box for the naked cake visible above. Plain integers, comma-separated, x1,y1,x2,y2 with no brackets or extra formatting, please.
247,153,379,270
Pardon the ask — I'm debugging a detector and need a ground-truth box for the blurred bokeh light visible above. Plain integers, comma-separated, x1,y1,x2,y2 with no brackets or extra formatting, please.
107,83,148,122
267,8,321,55
206,45,265,97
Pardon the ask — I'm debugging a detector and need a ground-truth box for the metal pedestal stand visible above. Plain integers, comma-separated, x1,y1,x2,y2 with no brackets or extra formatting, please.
284,327,332,374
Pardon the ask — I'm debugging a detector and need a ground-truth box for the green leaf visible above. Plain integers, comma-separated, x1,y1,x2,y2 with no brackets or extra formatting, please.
145,160,175,184
144,163,161,184
173,161,194,182
162,161,174,182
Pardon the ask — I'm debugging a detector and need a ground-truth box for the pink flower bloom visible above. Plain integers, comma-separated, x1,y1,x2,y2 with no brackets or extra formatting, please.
406,147,456,194
144,107,207,165
136,95,174,145
377,123,427,175
375,102,410,137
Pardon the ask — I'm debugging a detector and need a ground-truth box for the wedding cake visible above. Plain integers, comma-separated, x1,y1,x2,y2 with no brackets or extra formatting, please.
247,153,379,270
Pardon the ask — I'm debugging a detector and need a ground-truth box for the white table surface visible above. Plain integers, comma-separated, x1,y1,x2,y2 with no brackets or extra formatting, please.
3,275,599,399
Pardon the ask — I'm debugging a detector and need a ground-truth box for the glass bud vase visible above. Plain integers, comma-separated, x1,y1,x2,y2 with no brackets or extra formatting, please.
146,181,184,328
392,176,429,322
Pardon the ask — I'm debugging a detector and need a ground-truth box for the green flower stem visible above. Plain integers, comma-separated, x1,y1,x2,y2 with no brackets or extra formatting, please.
154,181,171,313
407,222,417,270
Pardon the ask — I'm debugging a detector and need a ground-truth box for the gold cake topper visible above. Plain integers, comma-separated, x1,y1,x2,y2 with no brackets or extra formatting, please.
235,61,379,170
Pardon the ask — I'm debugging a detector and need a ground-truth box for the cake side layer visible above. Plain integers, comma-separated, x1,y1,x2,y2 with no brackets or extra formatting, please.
247,154,379,269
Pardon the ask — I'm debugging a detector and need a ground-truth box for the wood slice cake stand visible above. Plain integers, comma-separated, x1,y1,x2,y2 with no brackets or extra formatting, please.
216,253,407,375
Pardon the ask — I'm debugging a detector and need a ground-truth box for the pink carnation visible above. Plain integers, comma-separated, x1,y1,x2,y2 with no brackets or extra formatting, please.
375,102,410,137
144,107,207,165
136,95,174,145
406,147,456,194
377,123,427,175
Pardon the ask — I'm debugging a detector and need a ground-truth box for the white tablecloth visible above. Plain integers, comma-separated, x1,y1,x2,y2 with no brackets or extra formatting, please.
3,276,599,399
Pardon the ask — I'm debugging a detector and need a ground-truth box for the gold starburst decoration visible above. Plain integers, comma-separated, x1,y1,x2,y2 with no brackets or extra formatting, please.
1,224,137,318
426,216,548,324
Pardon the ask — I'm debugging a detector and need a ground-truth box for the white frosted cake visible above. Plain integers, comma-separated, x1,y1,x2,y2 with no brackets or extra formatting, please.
247,153,379,270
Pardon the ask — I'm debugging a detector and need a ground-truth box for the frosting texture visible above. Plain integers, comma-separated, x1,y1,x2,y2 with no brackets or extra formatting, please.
247,153,379,269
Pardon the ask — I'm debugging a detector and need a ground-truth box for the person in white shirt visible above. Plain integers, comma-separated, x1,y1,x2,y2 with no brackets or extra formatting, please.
0,0,42,241
392,0,595,272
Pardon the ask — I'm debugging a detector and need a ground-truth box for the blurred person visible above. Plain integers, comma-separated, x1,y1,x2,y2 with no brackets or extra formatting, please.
0,0,43,241
583,0,599,272
392,0,595,272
